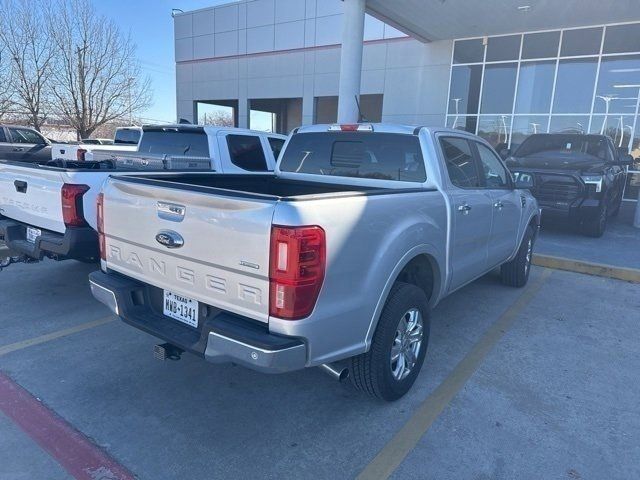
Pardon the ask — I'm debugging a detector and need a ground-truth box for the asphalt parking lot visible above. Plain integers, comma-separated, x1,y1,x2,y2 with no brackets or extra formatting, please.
1,254,638,480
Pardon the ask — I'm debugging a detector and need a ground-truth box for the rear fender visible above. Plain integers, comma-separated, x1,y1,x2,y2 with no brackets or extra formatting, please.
364,243,444,350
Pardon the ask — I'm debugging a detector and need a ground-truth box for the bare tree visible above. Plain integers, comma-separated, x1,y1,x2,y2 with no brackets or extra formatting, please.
0,46,14,122
199,110,235,127
48,0,152,139
0,0,55,130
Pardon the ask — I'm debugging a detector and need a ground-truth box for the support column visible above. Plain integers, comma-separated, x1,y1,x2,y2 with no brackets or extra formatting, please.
337,0,366,124
238,98,249,129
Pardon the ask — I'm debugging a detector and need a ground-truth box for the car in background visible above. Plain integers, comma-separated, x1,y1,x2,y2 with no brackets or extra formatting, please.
52,126,141,162
0,125,52,163
0,125,286,265
505,133,633,237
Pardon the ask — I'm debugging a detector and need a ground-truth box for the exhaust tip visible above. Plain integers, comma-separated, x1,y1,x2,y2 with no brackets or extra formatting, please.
319,363,349,382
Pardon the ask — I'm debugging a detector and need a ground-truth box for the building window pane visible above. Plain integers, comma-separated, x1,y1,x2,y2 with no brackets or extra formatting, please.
594,55,640,114
603,23,640,55
552,59,598,113
446,115,478,134
481,63,517,114
561,27,603,57
449,65,483,115
590,115,635,148
625,117,640,200
515,61,555,113
453,39,485,64
486,35,521,62
511,115,549,150
549,115,589,134
477,115,511,149
521,31,560,59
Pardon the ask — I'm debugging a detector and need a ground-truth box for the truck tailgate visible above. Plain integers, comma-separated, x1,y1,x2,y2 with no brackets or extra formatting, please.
102,178,276,323
0,163,66,233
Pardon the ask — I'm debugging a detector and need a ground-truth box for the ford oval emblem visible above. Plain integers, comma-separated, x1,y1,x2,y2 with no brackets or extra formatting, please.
155,230,184,249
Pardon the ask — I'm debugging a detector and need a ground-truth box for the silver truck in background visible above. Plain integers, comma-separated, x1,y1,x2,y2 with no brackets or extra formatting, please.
90,124,540,401
51,127,142,162
0,125,286,267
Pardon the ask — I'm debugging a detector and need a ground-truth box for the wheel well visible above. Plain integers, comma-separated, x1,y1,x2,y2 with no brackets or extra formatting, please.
528,215,540,239
395,255,435,302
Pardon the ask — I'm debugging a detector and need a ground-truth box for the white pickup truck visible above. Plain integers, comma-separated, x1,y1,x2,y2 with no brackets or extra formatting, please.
89,124,540,401
51,126,142,162
0,125,286,266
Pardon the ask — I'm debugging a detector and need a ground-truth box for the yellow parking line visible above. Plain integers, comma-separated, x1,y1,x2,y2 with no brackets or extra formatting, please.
0,316,115,357
357,268,553,480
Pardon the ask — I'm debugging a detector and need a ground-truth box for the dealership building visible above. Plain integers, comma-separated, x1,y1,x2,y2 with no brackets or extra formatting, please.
173,0,640,197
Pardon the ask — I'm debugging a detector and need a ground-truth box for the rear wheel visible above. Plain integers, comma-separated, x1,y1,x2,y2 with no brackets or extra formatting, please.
500,226,534,288
581,203,607,237
350,282,430,401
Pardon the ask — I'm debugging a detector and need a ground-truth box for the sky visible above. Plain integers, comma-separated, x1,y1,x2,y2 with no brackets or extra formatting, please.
93,0,234,124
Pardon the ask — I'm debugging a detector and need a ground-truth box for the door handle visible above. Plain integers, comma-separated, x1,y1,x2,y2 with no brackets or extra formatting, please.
493,201,504,209
457,204,472,214
13,147,24,152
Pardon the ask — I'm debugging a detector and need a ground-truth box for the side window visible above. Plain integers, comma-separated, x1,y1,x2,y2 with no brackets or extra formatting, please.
475,142,510,188
0,128,6,143
440,137,480,188
268,137,285,161
9,127,45,144
226,134,268,171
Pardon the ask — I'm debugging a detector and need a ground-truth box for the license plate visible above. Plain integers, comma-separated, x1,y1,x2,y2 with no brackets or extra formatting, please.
26,227,41,243
163,291,199,328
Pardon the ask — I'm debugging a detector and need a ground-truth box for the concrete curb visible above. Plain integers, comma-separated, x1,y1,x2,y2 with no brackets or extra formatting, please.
532,254,640,283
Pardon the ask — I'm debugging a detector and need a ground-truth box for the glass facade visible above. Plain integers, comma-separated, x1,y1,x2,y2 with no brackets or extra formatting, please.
447,22,640,199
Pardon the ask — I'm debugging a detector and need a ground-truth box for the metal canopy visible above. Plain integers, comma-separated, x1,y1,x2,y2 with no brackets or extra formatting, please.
365,0,640,42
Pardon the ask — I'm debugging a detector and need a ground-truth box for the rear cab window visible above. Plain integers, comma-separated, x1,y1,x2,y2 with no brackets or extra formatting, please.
114,129,141,145
138,128,209,157
278,132,427,182
227,134,268,171
0,128,6,143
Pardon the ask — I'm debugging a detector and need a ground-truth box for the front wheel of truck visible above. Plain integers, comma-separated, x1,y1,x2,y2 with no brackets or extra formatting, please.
580,203,607,238
350,282,430,401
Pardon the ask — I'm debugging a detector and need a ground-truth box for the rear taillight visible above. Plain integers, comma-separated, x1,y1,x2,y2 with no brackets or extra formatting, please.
96,193,105,261
61,183,89,227
77,148,87,161
269,225,325,320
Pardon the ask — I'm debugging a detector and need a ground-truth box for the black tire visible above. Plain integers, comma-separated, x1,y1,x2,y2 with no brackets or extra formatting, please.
581,203,607,238
610,193,623,218
350,282,430,401
500,225,534,288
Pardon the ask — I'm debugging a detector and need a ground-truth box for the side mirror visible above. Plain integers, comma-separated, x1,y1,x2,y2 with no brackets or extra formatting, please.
514,172,534,189
619,153,634,166
499,147,511,159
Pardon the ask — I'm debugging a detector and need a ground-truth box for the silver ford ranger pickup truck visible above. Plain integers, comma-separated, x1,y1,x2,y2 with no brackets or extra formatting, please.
89,124,540,401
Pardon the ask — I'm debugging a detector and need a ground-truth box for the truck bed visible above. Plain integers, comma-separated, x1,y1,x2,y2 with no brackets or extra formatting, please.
116,173,404,199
